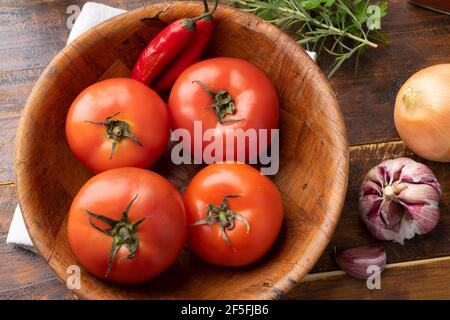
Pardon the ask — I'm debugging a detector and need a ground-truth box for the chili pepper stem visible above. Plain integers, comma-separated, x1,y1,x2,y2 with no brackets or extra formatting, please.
182,0,218,30
190,0,218,23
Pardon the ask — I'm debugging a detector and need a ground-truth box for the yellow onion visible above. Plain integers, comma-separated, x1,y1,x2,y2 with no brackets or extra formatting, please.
394,64,450,162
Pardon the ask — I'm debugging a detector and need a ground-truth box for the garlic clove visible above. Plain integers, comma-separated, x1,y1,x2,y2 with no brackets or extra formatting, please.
399,160,442,194
383,157,411,183
397,183,440,206
395,214,419,243
404,204,440,235
360,180,383,197
335,247,386,280
358,194,382,218
380,200,403,227
364,214,416,244
365,166,384,186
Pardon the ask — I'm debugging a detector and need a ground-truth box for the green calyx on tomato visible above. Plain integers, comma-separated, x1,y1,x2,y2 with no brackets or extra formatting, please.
85,112,143,160
192,80,243,125
84,194,145,277
191,195,250,248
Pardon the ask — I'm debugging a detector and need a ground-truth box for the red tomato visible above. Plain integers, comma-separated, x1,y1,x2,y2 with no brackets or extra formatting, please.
67,167,186,284
168,57,279,162
183,163,283,266
66,78,169,174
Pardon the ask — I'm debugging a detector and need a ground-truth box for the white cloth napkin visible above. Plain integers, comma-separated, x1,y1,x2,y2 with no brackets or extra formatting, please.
7,2,125,251
7,2,317,252
67,3,126,44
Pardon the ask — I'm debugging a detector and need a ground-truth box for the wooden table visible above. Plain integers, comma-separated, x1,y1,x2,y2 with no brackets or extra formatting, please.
0,0,449,300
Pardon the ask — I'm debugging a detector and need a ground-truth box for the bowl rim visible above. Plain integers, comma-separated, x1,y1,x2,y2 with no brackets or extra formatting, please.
15,1,349,300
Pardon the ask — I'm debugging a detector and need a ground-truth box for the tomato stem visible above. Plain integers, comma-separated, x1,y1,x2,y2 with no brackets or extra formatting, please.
84,194,145,277
192,80,243,125
85,112,143,160
191,195,250,249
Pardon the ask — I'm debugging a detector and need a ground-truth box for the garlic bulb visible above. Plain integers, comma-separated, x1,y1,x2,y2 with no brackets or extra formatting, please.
358,157,441,244
335,247,386,280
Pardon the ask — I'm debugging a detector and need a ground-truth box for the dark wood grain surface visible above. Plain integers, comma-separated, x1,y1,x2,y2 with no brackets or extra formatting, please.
1,0,449,299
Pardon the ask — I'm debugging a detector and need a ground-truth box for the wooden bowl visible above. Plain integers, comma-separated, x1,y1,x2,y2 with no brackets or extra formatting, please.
15,2,348,299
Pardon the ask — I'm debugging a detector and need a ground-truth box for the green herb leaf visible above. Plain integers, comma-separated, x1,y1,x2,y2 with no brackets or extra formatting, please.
230,0,389,77
301,0,323,10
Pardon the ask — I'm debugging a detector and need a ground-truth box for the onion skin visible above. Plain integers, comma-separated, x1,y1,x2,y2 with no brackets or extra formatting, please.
335,247,386,280
394,64,450,162
358,157,442,244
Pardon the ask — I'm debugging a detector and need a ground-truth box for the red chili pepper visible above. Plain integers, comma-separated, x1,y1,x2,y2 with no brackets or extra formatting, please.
152,2,216,92
130,1,218,87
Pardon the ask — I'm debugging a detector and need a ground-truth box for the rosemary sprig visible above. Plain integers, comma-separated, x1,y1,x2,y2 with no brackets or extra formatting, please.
229,0,388,77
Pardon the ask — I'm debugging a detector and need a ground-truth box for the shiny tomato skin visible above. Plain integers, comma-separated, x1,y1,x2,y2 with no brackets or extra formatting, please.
183,163,283,266
168,57,279,162
66,78,169,174
67,167,186,284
